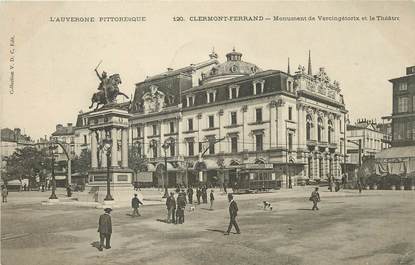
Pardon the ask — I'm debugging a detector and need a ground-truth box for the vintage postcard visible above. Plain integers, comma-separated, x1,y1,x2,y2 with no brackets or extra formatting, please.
1,1,415,265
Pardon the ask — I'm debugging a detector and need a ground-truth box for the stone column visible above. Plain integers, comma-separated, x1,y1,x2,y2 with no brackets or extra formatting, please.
313,113,318,141
297,104,304,150
277,105,285,147
121,128,128,168
177,116,183,157
91,130,98,169
160,121,165,155
111,127,118,168
270,101,277,149
323,114,328,143
101,130,107,168
142,124,147,157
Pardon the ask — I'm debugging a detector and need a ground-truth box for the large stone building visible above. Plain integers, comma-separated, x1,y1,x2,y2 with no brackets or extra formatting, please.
376,66,415,178
347,119,391,165
128,49,348,188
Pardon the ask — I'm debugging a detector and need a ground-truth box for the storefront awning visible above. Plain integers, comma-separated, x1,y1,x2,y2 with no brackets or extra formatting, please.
376,146,415,160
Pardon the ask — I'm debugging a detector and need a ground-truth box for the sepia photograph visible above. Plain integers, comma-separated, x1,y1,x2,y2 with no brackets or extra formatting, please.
1,1,415,265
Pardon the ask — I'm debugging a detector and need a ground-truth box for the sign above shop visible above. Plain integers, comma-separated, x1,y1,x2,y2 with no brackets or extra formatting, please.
244,163,274,169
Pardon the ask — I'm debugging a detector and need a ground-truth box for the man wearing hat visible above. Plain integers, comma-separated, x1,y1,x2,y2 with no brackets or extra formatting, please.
131,194,144,217
224,193,240,235
98,208,112,251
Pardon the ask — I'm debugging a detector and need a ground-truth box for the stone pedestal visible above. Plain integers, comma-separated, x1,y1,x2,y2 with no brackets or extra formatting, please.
84,105,135,204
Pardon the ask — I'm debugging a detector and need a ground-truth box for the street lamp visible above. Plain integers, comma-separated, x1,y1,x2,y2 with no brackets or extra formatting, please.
49,145,58,200
161,139,172,198
102,138,114,201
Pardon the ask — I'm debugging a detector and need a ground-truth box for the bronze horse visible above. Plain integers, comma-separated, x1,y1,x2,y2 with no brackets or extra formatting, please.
89,74,129,110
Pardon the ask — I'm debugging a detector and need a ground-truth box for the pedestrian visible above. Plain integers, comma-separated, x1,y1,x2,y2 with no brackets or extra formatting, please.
133,181,140,191
66,185,72,197
209,190,215,210
341,173,347,188
23,183,27,191
131,194,143,217
97,208,112,251
223,183,227,194
310,187,320,210
357,179,362,194
176,192,187,224
202,185,208,204
2,186,8,203
196,187,201,204
187,186,193,204
166,192,176,224
224,193,240,235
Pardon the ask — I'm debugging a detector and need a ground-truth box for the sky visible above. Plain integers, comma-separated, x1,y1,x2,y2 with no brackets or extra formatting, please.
1,1,415,140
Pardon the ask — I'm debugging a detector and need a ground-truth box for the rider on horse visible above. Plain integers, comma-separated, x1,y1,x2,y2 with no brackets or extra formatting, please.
95,69,109,103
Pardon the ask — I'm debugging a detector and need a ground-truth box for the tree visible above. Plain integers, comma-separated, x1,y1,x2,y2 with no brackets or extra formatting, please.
128,143,147,176
4,146,51,184
72,149,91,175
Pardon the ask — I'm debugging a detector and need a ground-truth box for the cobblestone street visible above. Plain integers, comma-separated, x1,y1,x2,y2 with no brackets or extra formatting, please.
2,188,415,265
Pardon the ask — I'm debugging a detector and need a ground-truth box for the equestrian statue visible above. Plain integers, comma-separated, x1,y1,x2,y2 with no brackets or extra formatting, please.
89,61,129,110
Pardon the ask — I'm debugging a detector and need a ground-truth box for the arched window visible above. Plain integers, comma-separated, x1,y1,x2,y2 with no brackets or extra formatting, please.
317,118,323,142
306,115,313,141
328,120,333,144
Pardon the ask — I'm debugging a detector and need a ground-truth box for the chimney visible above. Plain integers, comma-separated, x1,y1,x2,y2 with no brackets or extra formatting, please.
56,124,63,131
67,123,73,131
167,68,173,71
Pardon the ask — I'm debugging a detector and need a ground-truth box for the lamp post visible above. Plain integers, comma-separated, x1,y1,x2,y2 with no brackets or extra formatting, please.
161,140,172,198
49,145,58,200
285,120,292,189
103,138,114,201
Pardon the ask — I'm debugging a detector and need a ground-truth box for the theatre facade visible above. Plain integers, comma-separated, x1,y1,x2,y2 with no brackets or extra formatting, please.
128,49,348,189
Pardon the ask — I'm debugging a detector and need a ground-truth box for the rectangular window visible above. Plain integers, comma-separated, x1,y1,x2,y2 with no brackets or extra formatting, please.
169,121,174,133
230,112,237,125
255,134,263,151
187,95,195,107
188,141,194,156
288,107,292,120
152,143,158,158
209,141,215,154
199,142,203,153
137,127,141,138
208,115,214,128
152,124,157,135
231,137,238,153
398,96,408,113
398,82,408,91
288,133,293,151
170,143,175,157
207,92,215,103
188,118,193,131
256,108,262,122
83,135,87,144
231,87,238,99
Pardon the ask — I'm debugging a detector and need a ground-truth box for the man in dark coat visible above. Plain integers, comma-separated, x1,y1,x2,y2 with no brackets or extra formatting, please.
209,190,215,210
196,187,201,204
166,192,176,224
176,192,187,224
187,187,193,204
98,208,112,251
202,185,208,204
131,194,143,217
224,194,240,235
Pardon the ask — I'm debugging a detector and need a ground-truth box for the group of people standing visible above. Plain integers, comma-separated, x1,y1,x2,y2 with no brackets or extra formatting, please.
166,190,187,224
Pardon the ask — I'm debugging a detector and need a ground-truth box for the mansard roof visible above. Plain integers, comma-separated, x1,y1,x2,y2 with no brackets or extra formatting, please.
182,69,286,94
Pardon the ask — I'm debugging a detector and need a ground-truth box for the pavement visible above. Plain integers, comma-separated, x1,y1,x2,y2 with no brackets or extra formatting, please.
1,187,415,265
